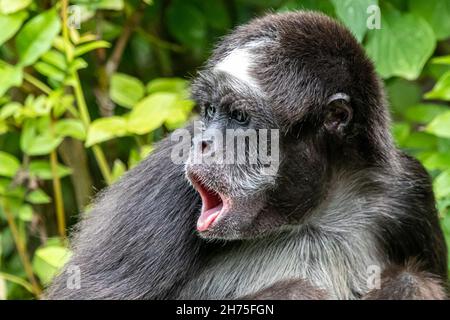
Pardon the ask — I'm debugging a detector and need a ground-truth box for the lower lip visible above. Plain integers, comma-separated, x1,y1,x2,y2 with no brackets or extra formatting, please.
197,210,221,232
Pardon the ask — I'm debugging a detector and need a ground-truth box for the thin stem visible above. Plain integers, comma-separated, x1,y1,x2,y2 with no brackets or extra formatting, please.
48,113,67,240
105,1,146,76
50,149,66,241
23,73,52,95
72,73,113,184
72,72,91,125
60,0,113,185
2,202,42,297
136,28,184,53
61,0,71,62
92,145,113,185
0,272,34,294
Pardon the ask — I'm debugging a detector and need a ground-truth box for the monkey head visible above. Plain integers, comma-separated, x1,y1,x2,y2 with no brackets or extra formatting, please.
184,12,393,240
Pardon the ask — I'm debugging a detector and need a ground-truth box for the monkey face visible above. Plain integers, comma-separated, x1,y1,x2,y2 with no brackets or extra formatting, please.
184,53,331,240
185,72,280,240
184,12,385,240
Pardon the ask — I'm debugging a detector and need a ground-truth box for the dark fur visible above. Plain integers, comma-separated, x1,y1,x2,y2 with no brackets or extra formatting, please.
242,279,329,300
364,261,447,300
47,12,447,300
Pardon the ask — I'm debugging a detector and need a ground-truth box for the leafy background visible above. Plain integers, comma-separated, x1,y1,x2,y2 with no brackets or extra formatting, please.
0,0,449,299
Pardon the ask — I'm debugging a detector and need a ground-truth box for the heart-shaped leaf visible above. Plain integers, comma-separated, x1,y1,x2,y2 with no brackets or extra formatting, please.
331,0,378,42
365,6,435,80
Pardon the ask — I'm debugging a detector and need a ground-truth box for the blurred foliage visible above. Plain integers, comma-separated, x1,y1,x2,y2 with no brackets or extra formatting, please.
0,0,449,299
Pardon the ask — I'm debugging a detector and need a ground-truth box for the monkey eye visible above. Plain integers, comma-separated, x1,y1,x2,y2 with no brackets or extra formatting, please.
204,103,216,120
230,109,249,125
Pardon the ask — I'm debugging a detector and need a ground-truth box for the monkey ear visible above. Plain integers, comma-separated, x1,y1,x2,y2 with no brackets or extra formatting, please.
324,93,352,135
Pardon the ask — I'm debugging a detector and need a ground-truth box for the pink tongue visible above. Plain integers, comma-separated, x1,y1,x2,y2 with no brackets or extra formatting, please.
197,204,223,232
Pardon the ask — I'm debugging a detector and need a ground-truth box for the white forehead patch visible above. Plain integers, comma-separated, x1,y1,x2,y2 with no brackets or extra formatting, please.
215,47,260,89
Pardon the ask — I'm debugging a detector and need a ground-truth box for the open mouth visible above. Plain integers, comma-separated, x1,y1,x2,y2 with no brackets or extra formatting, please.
188,174,229,232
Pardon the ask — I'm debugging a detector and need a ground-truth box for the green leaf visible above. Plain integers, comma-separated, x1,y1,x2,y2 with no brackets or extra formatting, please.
402,132,438,150
164,99,194,130
21,95,51,117
166,2,206,47
16,9,62,66
365,7,435,80
392,122,410,146
331,0,378,42
34,61,65,82
423,153,450,171
386,78,422,114
146,77,189,96
69,58,88,73
53,94,76,118
127,93,178,135
0,118,7,134
0,151,20,178
426,111,450,139
18,204,33,221
41,50,67,70
0,61,23,96
111,159,126,182
26,189,51,204
54,119,86,140
0,102,21,119
434,170,450,199
403,104,449,124
409,0,450,40
29,161,72,180
74,40,110,57
32,245,71,285
85,116,128,147
0,11,28,46
89,0,124,10
425,71,450,101
20,120,63,156
110,73,145,108
0,0,31,14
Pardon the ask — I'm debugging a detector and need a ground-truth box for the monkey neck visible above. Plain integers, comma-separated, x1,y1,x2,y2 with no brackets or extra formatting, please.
178,170,396,299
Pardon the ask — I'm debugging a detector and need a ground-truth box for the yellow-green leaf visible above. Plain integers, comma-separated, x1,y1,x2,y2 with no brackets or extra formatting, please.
0,11,28,46
0,61,23,96
0,0,31,14
85,116,128,147
26,189,51,204
110,73,145,108
426,111,450,139
127,93,178,135
32,245,71,285
16,9,61,66
54,119,86,140
425,71,450,101
0,151,20,178
29,161,72,180
434,170,450,199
